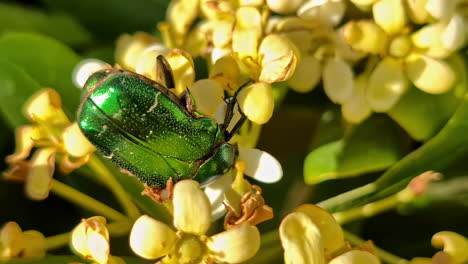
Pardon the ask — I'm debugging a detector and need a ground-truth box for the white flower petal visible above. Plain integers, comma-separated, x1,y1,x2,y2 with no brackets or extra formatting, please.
238,146,283,183
129,215,177,260
294,204,345,256
329,250,380,264
72,59,111,89
342,74,372,123
442,14,466,51
203,171,233,220
207,223,260,263
173,180,212,235
367,57,407,112
323,57,354,104
280,212,325,264
405,54,455,94
298,0,346,26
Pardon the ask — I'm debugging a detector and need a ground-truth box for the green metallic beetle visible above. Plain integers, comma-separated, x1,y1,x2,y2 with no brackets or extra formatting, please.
77,56,246,189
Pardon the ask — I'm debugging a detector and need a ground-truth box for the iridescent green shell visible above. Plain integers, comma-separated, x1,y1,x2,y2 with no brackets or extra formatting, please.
78,69,236,188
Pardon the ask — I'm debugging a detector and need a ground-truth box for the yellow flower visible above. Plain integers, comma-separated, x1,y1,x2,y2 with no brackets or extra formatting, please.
130,180,261,264
409,231,468,264
71,216,125,264
274,16,361,103
279,204,380,264
4,89,95,200
0,221,46,260
342,9,459,114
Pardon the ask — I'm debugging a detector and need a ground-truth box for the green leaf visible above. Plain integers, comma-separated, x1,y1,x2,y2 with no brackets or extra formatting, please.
309,105,344,149
388,55,467,141
0,2,93,46
0,60,42,127
39,0,169,40
0,32,82,119
304,115,409,185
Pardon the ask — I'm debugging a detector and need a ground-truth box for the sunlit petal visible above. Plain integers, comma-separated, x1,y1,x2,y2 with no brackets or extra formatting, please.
72,59,111,89
173,180,212,235
405,0,430,24
267,0,305,14
238,146,282,183
203,171,233,220
206,222,260,263
130,215,177,260
405,53,455,94
432,231,468,263
115,32,159,70
237,82,274,124
441,14,466,51
24,89,69,125
373,0,407,35
62,123,95,158
294,204,345,256
232,7,262,60
6,125,41,164
425,0,456,20
166,49,195,96
329,250,380,264
189,79,225,117
298,0,346,26
280,211,325,264
135,43,169,81
25,148,56,200
0,222,24,258
343,21,387,54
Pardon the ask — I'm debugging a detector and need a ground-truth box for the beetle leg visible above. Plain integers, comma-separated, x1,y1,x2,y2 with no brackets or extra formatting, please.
225,104,247,141
222,79,252,138
156,55,175,89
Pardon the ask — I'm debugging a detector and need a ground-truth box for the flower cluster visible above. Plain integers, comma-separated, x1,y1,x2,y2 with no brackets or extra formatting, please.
3,89,95,200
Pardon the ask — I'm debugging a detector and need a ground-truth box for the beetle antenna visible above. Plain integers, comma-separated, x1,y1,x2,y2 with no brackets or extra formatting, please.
225,105,247,141
222,79,252,137
156,55,175,89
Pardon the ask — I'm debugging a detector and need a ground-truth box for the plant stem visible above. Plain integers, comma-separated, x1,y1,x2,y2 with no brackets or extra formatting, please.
45,232,70,250
88,156,140,220
51,179,127,221
332,188,414,224
317,183,377,212
344,230,409,264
